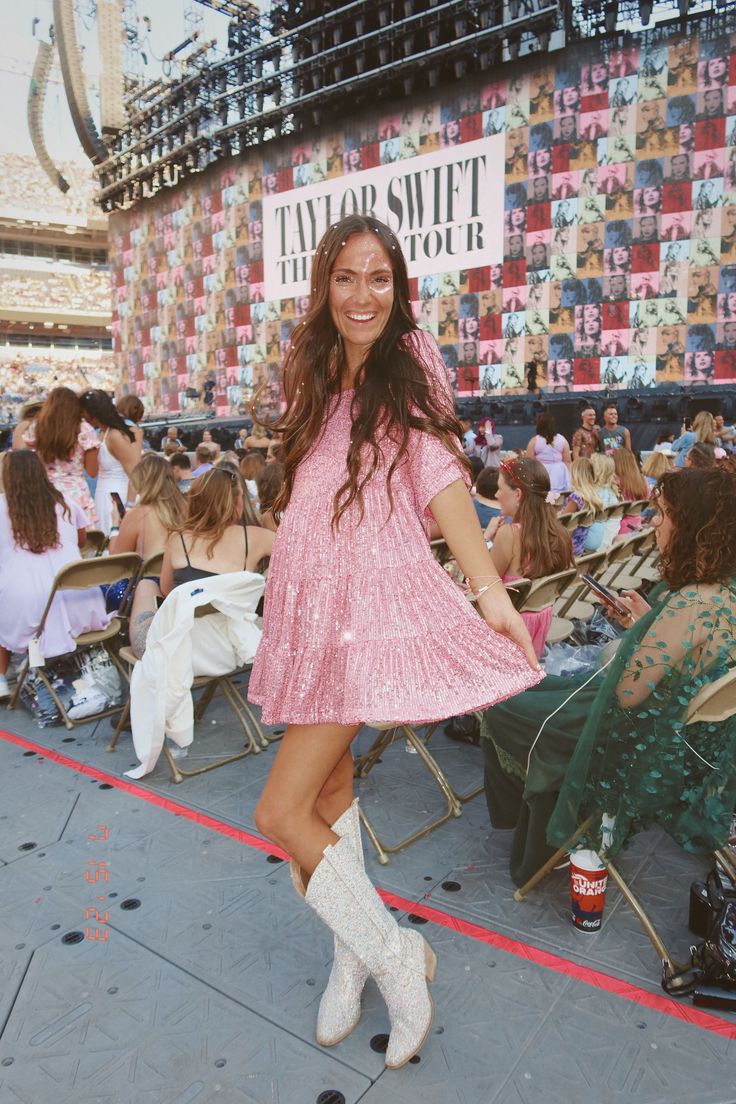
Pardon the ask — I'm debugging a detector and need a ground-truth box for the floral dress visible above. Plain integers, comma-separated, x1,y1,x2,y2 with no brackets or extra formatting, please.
24,422,99,526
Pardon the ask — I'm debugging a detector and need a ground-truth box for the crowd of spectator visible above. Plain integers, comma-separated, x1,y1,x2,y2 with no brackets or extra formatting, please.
0,388,286,697
0,351,117,425
0,154,99,223
0,268,111,313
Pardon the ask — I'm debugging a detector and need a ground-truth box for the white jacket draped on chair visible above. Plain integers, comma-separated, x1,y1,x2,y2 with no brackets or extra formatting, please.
125,572,265,779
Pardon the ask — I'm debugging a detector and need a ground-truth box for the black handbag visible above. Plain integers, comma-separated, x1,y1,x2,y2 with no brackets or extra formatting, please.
663,866,736,1002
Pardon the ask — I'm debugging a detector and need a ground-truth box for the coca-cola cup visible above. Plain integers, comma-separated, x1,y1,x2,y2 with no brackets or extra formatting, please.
569,849,608,933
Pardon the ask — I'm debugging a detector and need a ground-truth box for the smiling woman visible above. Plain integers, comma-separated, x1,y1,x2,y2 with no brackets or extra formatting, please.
246,214,541,1072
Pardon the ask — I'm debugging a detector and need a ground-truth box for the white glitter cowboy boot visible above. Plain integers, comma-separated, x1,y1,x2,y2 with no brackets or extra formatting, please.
289,799,370,1046
305,834,437,1070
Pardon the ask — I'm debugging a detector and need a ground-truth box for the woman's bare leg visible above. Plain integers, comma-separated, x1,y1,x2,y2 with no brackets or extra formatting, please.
254,723,361,876
315,750,355,827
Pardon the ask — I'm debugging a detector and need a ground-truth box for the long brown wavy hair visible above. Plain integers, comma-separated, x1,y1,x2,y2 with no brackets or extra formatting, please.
34,387,83,464
4,450,70,553
181,466,242,557
654,468,736,588
499,456,574,579
253,215,467,527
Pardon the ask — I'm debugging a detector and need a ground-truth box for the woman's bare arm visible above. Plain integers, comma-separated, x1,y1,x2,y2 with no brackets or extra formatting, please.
108,507,141,554
84,448,99,478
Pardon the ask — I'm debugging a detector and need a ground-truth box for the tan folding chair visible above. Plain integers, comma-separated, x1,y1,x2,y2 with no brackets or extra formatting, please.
506,577,531,610
598,502,626,524
624,498,649,517
354,719,469,863
117,550,165,619
8,553,142,728
557,508,587,531
513,666,736,985
601,530,652,588
430,538,452,567
79,529,108,558
614,529,658,590
108,601,277,783
518,567,578,645
551,550,609,627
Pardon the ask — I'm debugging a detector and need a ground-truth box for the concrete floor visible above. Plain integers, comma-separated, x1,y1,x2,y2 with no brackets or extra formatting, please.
0,682,734,1104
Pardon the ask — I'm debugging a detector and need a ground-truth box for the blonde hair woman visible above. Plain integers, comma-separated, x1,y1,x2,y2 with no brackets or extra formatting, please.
109,453,187,656
560,458,604,554
641,450,672,491
672,410,716,468
589,452,622,548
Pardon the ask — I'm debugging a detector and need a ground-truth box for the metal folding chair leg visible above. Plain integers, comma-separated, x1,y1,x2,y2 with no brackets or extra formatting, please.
354,723,464,863
7,659,29,711
605,860,688,977
161,675,262,783
107,697,131,751
193,679,218,722
513,815,690,978
513,817,591,900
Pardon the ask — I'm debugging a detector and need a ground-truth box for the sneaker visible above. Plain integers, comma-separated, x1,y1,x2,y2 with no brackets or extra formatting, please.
0,674,9,700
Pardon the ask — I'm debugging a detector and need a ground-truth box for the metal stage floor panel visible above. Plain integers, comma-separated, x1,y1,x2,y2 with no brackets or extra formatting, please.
0,693,734,1104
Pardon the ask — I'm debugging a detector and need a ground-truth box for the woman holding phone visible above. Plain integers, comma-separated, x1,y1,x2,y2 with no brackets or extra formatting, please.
80,390,142,535
482,466,736,885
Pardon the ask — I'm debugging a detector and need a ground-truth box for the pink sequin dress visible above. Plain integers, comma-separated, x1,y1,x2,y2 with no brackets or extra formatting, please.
248,331,543,726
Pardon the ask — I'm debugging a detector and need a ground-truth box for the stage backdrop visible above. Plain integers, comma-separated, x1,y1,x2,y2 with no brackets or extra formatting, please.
109,26,736,417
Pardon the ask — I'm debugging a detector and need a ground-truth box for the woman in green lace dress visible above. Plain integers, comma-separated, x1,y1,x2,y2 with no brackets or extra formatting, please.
482,466,736,885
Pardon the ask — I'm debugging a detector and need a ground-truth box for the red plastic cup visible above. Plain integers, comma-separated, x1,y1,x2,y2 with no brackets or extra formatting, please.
570,849,608,933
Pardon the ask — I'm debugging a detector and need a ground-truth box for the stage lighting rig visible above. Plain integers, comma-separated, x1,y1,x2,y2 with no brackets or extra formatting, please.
97,0,571,211
568,0,736,38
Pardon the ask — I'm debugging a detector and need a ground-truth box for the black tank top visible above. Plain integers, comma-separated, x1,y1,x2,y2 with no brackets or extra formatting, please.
172,526,248,588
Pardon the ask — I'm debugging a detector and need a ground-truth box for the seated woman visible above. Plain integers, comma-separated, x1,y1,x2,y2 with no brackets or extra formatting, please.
641,449,672,492
160,466,274,602
0,451,110,698
613,447,650,533
559,458,602,555
481,467,736,886
472,467,503,528
108,454,186,657
485,457,574,658
589,452,622,547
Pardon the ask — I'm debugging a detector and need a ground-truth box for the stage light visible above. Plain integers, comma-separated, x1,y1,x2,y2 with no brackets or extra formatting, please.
638,0,653,25
605,1,618,32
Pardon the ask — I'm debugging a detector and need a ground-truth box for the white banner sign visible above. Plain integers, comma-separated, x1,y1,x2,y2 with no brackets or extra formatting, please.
262,135,504,300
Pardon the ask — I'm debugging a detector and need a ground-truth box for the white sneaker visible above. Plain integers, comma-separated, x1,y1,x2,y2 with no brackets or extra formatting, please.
0,675,9,700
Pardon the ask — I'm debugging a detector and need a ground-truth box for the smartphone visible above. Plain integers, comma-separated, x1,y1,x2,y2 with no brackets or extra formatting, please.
110,491,126,517
580,574,631,618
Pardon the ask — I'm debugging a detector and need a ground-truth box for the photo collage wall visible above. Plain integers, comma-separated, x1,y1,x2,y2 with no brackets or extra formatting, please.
109,27,736,416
